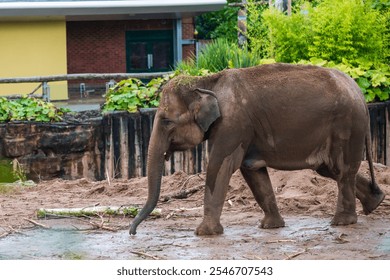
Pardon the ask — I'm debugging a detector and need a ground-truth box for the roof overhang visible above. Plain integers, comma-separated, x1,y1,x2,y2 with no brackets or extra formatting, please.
0,0,227,21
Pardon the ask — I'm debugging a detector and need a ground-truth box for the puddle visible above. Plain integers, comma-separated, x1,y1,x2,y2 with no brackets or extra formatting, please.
0,216,389,260
378,236,390,252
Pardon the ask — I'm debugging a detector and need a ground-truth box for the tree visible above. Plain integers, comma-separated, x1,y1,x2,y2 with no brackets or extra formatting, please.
195,0,239,41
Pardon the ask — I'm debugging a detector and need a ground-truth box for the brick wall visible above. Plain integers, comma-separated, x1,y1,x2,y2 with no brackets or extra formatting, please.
182,17,195,61
182,17,194,39
66,18,195,96
67,19,174,74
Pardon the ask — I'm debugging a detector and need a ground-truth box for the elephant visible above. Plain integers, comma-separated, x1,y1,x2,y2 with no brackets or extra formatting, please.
129,63,385,236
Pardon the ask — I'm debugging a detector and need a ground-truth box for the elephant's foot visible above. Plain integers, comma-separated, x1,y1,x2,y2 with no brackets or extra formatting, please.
331,212,357,226
356,175,386,215
260,214,285,229
360,188,385,215
195,220,224,236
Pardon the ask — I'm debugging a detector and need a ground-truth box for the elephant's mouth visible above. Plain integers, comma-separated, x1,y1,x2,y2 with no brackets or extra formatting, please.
164,151,172,161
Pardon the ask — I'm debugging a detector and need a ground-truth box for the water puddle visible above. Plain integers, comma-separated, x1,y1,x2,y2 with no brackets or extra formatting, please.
0,216,389,260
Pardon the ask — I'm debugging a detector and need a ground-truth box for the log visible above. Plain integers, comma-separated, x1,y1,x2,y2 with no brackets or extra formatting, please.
37,206,161,219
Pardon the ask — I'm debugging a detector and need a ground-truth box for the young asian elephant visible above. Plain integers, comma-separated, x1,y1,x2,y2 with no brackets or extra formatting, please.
129,63,385,236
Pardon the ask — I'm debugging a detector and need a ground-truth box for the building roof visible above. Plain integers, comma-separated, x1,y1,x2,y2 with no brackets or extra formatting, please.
0,0,226,20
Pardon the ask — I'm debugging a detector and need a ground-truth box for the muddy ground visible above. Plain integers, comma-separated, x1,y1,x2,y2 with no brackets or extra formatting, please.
0,162,390,260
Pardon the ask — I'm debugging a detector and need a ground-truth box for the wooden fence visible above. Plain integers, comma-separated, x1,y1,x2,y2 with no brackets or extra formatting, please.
102,109,208,180
0,102,388,182
368,101,390,165
101,102,390,180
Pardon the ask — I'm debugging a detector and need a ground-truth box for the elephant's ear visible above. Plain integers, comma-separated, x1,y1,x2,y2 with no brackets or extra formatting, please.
191,88,221,132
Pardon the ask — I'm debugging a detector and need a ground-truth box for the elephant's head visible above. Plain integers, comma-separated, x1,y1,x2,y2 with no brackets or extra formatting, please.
129,76,221,235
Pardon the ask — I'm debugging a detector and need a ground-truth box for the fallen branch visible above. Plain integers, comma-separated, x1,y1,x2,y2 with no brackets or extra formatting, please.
162,185,204,202
88,214,118,232
165,206,203,220
243,254,263,260
284,249,307,260
334,233,349,244
37,205,162,219
0,232,10,238
130,250,161,260
265,239,296,244
23,218,51,229
7,226,25,235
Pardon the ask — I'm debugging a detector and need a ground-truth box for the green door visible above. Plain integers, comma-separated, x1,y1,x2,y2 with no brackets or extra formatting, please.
126,30,174,73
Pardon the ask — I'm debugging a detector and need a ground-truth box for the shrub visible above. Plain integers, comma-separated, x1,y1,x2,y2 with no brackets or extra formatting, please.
296,58,390,102
251,0,389,64
0,96,69,122
195,0,239,41
102,77,169,113
260,7,311,62
176,38,262,74
308,0,387,63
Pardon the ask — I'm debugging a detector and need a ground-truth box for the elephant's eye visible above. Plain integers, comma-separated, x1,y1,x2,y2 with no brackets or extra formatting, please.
161,118,174,126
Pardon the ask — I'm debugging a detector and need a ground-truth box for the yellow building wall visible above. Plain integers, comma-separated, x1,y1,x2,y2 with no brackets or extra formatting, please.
0,20,68,100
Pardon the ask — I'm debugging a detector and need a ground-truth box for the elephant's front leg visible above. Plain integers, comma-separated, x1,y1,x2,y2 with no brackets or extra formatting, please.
196,145,245,236
240,167,285,228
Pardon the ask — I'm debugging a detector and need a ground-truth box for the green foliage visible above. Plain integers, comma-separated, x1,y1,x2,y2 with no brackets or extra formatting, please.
195,0,239,41
0,96,69,122
0,158,17,184
174,60,213,77
308,0,387,63
103,76,172,113
176,38,262,73
12,159,27,183
197,38,233,71
250,0,389,64
246,1,269,59
296,58,390,102
260,6,311,62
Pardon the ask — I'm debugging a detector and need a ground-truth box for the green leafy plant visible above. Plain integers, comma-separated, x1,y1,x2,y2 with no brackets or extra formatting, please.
195,0,239,41
103,76,173,113
309,0,387,63
0,96,70,122
176,38,262,74
12,159,27,183
296,58,390,102
249,0,389,65
260,6,311,62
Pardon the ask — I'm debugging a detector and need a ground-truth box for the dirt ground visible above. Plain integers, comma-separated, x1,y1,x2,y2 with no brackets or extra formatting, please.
0,161,390,260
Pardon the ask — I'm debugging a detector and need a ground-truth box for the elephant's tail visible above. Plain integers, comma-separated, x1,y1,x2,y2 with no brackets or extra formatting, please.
365,133,377,190
359,131,385,214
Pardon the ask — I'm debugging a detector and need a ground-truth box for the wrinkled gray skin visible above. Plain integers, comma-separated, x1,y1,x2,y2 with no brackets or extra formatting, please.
130,63,385,236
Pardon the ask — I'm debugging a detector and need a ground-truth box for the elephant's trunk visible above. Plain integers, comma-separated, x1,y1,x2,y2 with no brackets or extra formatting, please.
129,123,167,235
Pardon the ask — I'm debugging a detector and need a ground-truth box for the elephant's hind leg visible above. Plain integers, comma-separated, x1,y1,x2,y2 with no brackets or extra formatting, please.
331,172,358,225
316,163,358,225
240,167,285,229
356,173,385,215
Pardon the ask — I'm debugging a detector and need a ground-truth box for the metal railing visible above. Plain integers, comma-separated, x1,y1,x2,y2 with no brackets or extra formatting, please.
0,72,172,101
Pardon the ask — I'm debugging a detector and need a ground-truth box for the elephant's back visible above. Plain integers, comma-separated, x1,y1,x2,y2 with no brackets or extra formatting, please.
229,63,365,111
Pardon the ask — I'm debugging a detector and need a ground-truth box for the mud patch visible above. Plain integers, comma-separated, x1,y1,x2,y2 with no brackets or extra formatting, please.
0,162,389,259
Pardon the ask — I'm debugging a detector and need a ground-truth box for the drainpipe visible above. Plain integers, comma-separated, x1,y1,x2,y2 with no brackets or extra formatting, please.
174,18,183,65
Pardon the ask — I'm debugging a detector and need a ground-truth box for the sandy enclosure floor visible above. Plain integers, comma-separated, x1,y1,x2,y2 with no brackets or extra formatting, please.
0,162,389,260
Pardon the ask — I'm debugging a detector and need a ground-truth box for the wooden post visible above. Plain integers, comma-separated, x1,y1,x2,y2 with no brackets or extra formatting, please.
238,0,248,48
288,0,292,15
387,103,390,166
